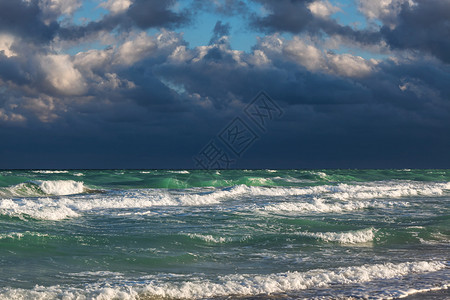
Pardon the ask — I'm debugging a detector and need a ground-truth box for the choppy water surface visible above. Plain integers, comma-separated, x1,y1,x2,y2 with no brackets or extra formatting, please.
0,169,449,299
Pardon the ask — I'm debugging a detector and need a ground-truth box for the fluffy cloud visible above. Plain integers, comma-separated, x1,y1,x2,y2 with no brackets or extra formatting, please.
357,0,415,27
40,54,87,95
100,0,132,15
0,34,17,57
259,35,377,78
116,32,157,65
39,0,82,23
308,0,341,18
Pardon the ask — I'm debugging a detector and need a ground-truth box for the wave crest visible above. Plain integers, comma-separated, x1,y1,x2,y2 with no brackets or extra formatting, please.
0,180,87,198
299,228,376,244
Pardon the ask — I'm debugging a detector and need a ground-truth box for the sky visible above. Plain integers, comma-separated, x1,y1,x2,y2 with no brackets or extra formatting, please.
0,0,449,169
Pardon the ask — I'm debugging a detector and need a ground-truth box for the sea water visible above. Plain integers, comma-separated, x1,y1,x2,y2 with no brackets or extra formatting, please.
0,169,448,299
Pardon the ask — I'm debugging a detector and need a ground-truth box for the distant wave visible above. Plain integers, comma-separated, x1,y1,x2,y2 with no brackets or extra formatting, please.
32,170,69,174
0,181,448,220
0,180,89,198
167,170,190,174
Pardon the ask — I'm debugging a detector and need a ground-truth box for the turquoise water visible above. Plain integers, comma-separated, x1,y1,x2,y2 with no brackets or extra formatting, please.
0,169,449,299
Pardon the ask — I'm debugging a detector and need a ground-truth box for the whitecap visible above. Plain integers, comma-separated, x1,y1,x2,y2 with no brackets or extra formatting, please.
0,261,445,299
298,228,376,244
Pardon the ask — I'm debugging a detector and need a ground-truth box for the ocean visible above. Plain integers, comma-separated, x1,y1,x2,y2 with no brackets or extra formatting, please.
0,169,448,299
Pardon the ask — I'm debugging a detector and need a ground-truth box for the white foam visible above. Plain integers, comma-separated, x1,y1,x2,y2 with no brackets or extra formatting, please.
309,171,328,179
396,285,449,298
0,261,445,299
327,182,450,200
73,173,84,177
1,181,447,220
33,180,85,196
32,170,69,174
216,181,450,200
0,180,86,199
0,182,44,198
0,231,48,240
299,228,376,244
0,188,226,220
167,170,190,174
274,176,313,183
0,198,80,220
184,233,250,244
261,198,409,214
185,233,232,243
262,198,369,213
246,177,273,185
140,261,446,298
68,271,123,277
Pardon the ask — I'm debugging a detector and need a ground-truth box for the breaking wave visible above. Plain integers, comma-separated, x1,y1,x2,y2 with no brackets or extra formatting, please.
0,180,87,197
298,228,376,244
0,261,445,299
0,180,448,220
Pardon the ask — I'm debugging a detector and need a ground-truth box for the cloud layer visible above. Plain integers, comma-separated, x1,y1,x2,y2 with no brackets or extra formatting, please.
0,0,449,168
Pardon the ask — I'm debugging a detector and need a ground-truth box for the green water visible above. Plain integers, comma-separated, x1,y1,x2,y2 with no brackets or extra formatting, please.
0,169,449,299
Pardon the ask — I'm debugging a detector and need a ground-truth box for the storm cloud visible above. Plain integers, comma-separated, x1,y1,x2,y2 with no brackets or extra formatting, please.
0,0,449,168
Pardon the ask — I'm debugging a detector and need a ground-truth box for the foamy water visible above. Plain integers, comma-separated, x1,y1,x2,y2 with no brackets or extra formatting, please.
0,169,449,299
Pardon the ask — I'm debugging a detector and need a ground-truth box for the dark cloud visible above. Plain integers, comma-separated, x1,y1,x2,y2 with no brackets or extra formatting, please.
251,0,314,33
381,0,450,63
57,1,190,42
0,0,59,43
0,53,30,85
248,0,383,48
0,1,449,168
127,0,190,29
191,0,249,16
209,21,231,45
57,14,127,41
249,0,449,64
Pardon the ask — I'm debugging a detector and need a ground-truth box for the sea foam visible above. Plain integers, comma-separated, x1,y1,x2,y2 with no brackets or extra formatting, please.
34,180,85,196
0,180,86,198
0,261,444,299
298,228,376,244
1,181,448,220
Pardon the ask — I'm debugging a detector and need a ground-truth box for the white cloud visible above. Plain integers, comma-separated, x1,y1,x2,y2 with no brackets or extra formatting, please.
99,0,132,15
100,73,136,90
0,109,26,123
74,48,114,72
115,33,157,65
39,0,82,23
259,35,377,78
113,30,185,66
40,54,87,95
22,95,62,123
169,46,193,63
283,37,327,71
0,34,17,58
308,0,341,18
326,53,377,77
357,0,416,28
248,50,271,66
